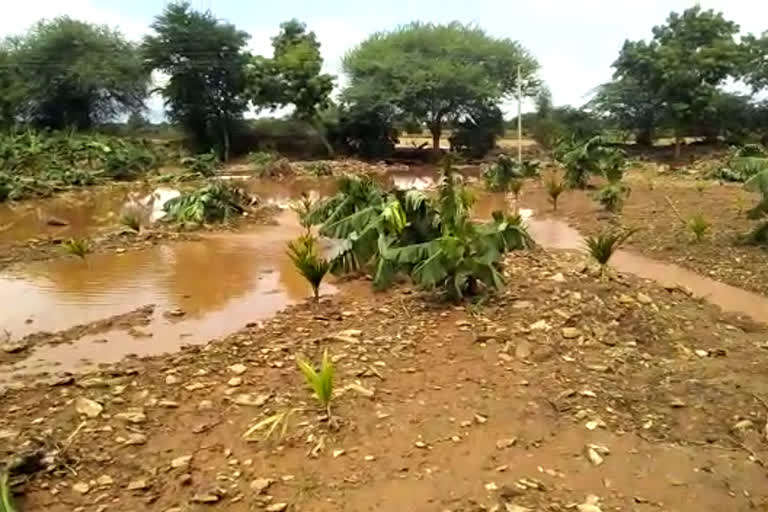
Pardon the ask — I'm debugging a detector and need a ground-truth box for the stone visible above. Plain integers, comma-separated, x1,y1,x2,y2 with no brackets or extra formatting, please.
234,393,270,407
414,441,427,449
198,400,214,410
529,320,550,331
228,377,243,387
228,363,247,375
0,429,20,440
72,482,90,494
266,504,288,512
75,397,103,418
165,375,180,385
125,433,147,445
514,340,531,359
732,419,754,431
114,410,147,424
496,438,517,450
505,505,532,512
171,456,192,470
1,341,28,354
637,293,653,305
585,446,604,466
337,329,362,338
484,482,498,491
561,327,580,339
127,478,149,491
344,382,374,398
191,493,221,504
332,450,346,458
96,475,114,487
550,273,566,283
250,478,274,494
158,400,179,408
618,294,634,305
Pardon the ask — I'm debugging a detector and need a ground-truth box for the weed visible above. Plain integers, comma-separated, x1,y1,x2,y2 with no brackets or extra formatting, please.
119,212,142,232
287,234,331,302
248,150,277,169
303,161,333,177
687,214,710,243
296,349,335,417
594,182,630,212
242,408,300,442
695,181,707,195
180,151,219,178
62,238,90,259
1,471,16,512
545,173,565,211
291,192,316,232
509,178,524,204
584,228,637,272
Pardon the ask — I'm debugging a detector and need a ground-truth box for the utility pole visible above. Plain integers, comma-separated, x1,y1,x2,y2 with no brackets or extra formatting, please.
517,65,523,165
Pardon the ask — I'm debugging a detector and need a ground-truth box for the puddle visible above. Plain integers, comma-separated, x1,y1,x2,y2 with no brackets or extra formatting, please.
4,174,768,381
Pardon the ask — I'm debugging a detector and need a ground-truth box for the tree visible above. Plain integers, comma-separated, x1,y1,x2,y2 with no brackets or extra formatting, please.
343,22,539,151
2,17,148,130
742,31,768,92
602,6,742,156
590,77,663,145
143,2,250,160
248,19,334,121
535,86,553,119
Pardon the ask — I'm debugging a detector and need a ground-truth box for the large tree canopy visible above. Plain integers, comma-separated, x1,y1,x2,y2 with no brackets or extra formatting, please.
342,22,539,150
248,19,334,120
142,2,250,159
1,17,148,130
595,7,742,155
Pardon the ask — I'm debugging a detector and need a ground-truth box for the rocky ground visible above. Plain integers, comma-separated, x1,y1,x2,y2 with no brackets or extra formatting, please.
518,167,768,297
2,249,767,512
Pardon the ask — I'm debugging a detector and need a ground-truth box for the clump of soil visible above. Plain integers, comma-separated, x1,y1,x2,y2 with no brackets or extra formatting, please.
1,249,767,511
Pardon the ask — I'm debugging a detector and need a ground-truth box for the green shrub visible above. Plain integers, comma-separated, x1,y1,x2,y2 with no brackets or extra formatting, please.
303,161,333,177
164,182,247,225
687,214,710,242
180,151,219,178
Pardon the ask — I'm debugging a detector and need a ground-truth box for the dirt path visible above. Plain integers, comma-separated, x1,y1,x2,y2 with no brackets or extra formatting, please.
2,249,767,511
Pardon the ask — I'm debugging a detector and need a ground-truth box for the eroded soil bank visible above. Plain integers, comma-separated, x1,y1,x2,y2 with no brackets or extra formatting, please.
2,249,768,512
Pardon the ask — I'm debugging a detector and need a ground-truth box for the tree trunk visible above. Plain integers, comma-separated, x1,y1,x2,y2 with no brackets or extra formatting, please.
636,128,653,147
429,119,442,152
674,136,682,160
222,125,231,162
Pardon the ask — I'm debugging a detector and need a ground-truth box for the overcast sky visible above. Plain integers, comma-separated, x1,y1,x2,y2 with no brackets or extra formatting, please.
2,0,767,118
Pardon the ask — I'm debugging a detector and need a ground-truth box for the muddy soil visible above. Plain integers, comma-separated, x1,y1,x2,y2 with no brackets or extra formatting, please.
514,170,768,297
2,249,768,512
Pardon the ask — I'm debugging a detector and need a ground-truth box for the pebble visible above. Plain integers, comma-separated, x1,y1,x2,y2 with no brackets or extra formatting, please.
266,504,288,512
124,433,148,445
562,327,581,339
233,393,270,406
75,397,103,418
127,478,149,491
228,377,243,387
171,455,192,470
96,475,114,487
250,477,274,494
114,410,147,424
228,363,248,375
72,482,90,494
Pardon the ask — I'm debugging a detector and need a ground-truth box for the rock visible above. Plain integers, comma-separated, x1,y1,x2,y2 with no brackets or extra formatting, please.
344,382,375,398
364,455,376,461
266,504,288,512
561,327,580,339
158,400,179,408
228,363,247,375
732,419,754,432
234,393,270,407
125,433,147,445
165,308,186,318
484,482,498,491
75,397,103,418
474,414,488,425
529,320,550,331
96,475,114,487
585,446,604,466
496,438,517,450
512,300,532,309
577,495,602,512
694,349,709,358
0,429,20,440
191,492,222,504
171,455,192,470
228,377,243,387
414,441,427,449
669,398,686,408
127,479,149,491
1,341,28,354
198,400,214,410
46,216,69,226
72,482,91,494
332,450,345,458
550,273,565,283
250,477,274,494
165,374,180,385
498,484,524,500
114,410,147,424
505,505,531,512
637,293,653,305
514,340,531,359
618,294,634,305
337,329,362,338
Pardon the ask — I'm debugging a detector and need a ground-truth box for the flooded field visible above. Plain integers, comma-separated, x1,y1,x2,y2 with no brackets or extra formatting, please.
1,167,767,382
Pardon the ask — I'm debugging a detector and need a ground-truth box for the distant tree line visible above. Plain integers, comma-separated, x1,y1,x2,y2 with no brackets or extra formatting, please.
1,3,767,160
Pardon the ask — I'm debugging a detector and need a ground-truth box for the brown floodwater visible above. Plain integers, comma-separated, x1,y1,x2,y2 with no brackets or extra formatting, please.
3,175,768,381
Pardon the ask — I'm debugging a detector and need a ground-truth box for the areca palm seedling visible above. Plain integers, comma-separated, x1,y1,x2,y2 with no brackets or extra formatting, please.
687,214,710,243
286,234,331,302
62,238,90,259
584,228,637,275
296,349,335,418
1,470,16,512
291,192,316,232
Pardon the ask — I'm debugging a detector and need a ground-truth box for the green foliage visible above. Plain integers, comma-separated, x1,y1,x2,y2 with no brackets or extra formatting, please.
296,349,334,415
291,192,316,231
545,173,566,211
180,151,219,178
1,471,16,512
163,182,247,225
287,234,331,301
311,162,531,300
247,150,277,169
120,212,142,233
248,20,334,121
584,229,636,268
142,2,250,160
448,102,505,158
342,22,539,150
714,146,768,182
558,137,625,189
62,238,90,259
483,155,540,192
687,214,711,242
303,161,333,177
1,17,148,129
326,102,399,159
595,183,630,212
602,6,742,155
